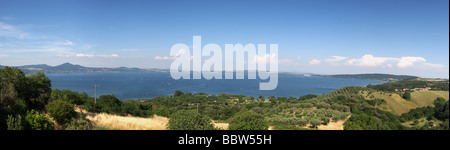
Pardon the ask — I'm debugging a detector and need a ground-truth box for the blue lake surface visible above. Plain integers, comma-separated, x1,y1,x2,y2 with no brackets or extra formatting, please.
46,72,384,100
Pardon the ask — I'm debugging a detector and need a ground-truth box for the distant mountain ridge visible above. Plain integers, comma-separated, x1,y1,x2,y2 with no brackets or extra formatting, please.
319,73,418,82
1,63,419,81
0,62,168,74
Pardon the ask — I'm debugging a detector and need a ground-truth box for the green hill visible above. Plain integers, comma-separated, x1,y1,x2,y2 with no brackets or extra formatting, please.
1,63,169,74
321,73,418,82
361,90,449,115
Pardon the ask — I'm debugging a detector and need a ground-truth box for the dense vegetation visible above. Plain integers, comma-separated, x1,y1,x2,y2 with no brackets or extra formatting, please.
229,110,268,130
1,67,95,130
1,66,52,130
166,109,215,130
46,100,76,125
1,66,448,130
399,97,449,130
367,80,449,91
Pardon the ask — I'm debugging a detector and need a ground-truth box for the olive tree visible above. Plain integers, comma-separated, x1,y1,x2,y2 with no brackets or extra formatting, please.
166,110,215,130
46,100,76,125
228,111,268,130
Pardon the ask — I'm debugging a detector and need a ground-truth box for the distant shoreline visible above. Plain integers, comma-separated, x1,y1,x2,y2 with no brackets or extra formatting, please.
5,62,448,81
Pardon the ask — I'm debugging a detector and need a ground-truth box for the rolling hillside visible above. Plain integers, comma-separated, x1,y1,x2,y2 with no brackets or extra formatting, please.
361,90,449,115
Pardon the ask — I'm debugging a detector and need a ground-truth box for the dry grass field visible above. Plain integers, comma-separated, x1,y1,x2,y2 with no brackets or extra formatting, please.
361,91,417,115
76,107,232,130
212,121,229,130
86,113,169,130
411,91,449,107
361,90,449,115
317,116,350,130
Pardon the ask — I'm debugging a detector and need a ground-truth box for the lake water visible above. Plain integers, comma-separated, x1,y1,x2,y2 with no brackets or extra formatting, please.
46,72,384,100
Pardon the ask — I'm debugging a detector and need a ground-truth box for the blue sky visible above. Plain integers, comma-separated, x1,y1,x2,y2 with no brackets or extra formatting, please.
0,0,448,78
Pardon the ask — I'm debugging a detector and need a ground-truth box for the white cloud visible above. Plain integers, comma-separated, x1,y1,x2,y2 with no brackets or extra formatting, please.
75,53,119,58
345,55,430,68
76,54,94,58
116,49,140,52
386,64,393,68
325,56,348,63
308,54,444,70
0,54,10,57
396,56,426,68
0,22,76,55
253,53,277,64
154,49,185,60
422,63,445,68
345,54,394,67
154,56,177,60
309,59,322,65
61,40,73,46
0,21,29,39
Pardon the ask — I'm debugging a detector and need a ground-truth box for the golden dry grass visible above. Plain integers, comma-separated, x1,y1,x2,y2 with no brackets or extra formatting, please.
317,119,347,130
294,115,351,130
87,114,232,130
212,120,229,130
86,113,169,130
74,107,168,130
317,115,351,130
76,107,232,130
361,91,419,115
411,91,449,107
361,90,449,115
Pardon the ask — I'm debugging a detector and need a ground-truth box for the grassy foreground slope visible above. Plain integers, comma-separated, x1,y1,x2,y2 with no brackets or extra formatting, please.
361,91,417,115
361,90,449,115
411,91,449,107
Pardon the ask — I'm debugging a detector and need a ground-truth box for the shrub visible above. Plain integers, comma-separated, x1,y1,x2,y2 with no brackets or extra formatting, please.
153,106,170,117
293,118,308,126
98,95,122,114
85,95,122,114
228,111,268,130
46,100,76,125
321,117,330,125
309,118,321,128
402,91,411,100
25,110,54,130
6,115,23,130
65,112,93,130
121,100,153,117
167,110,215,130
51,89,88,105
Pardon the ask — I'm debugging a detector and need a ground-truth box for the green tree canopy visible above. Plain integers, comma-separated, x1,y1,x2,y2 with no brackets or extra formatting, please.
1,67,51,130
166,109,215,130
25,72,52,110
51,89,88,105
46,100,76,125
25,109,54,130
228,110,268,130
